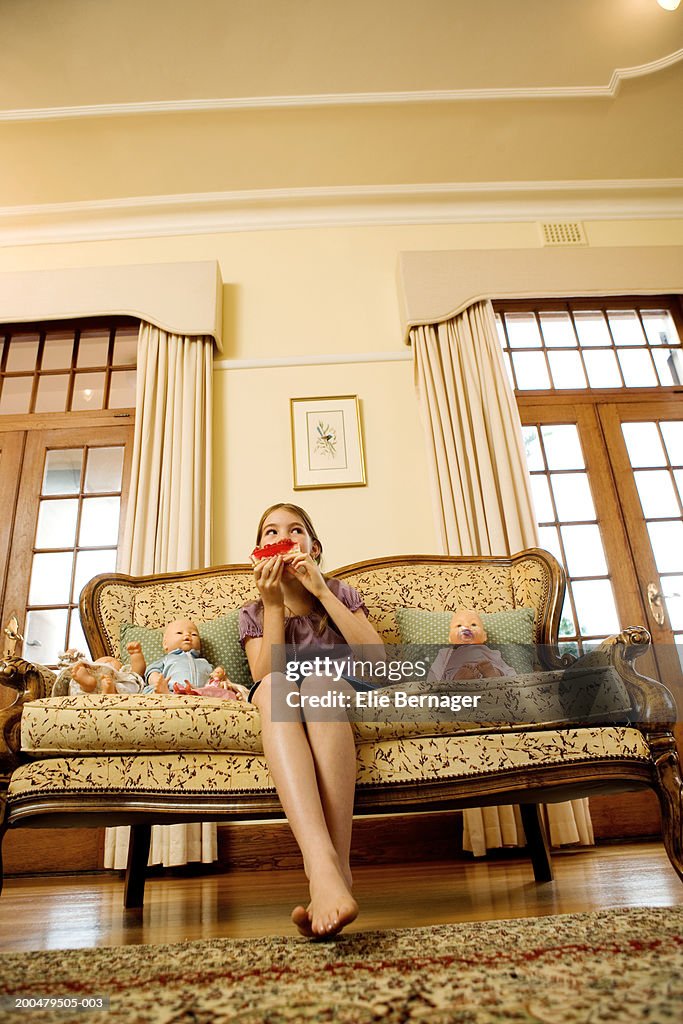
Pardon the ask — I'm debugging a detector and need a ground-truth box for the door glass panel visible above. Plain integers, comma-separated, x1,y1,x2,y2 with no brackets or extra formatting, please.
647,521,683,573
43,449,83,495
67,611,91,658
113,329,138,365
41,331,75,370
0,376,32,414
660,422,683,464
550,473,596,521
538,525,563,563
674,470,683,503
617,349,658,388
522,427,544,471
84,447,124,493
34,374,69,413
28,552,73,604
511,352,550,390
583,350,622,388
541,425,584,470
35,498,79,549
663,577,683,630
561,525,608,576
621,423,667,468
652,349,683,387
529,475,554,523
633,470,680,519
558,596,576,637
5,334,40,371
79,496,120,546
642,310,679,347
547,351,587,389
24,609,69,665
73,549,117,602
572,580,620,636
108,369,136,408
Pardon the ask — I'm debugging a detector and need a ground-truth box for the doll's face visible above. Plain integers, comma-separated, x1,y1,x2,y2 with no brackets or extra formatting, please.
449,610,487,645
163,619,201,653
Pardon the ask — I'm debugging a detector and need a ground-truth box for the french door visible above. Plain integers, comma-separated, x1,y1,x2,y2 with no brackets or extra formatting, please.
518,394,683,719
0,422,133,667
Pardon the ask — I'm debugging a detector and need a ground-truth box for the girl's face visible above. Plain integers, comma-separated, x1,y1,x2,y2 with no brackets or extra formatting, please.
258,506,320,560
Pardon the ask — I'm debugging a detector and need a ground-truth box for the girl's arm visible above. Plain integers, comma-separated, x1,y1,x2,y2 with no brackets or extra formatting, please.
287,551,383,647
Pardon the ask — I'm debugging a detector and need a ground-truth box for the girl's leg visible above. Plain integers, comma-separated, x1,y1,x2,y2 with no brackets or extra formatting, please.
252,673,358,937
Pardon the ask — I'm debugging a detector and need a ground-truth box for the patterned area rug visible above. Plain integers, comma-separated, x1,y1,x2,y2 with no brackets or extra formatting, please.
1,907,682,1023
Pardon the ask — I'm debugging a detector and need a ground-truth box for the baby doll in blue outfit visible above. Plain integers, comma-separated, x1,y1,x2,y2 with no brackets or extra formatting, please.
143,618,247,699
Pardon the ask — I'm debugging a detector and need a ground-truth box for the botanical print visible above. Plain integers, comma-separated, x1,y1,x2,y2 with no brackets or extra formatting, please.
306,409,347,471
291,396,365,489
315,421,337,458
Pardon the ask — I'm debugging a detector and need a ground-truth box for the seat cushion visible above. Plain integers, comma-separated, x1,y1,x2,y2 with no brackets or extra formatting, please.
7,728,650,804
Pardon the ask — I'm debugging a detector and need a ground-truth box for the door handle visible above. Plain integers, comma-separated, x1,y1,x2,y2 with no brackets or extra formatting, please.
647,583,666,627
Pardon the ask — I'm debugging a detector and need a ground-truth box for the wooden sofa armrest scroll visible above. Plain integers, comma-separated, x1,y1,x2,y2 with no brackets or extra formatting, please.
0,658,55,774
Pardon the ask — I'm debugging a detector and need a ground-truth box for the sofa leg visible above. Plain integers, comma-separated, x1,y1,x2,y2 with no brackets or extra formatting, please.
649,731,683,883
520,803,553,882
124,824,152,909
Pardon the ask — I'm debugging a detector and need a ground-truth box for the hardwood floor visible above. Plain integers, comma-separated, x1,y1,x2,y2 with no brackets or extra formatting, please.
1,841,681,952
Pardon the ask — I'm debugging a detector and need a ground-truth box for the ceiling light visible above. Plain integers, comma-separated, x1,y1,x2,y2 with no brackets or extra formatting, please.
657,1,680,11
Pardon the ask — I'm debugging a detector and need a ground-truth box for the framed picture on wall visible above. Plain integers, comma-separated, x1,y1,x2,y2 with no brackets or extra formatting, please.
290,395,366,490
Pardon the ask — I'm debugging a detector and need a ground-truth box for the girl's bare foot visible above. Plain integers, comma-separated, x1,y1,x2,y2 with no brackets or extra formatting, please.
291,858,358,938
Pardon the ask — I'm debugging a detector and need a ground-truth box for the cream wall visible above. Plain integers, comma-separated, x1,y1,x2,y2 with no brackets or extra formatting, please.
1,216,681,567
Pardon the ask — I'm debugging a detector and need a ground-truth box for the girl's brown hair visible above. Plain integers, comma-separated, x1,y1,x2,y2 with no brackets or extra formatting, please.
255,503,323,564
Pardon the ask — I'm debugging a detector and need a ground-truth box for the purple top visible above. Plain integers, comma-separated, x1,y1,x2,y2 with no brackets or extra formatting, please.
238,577,368,650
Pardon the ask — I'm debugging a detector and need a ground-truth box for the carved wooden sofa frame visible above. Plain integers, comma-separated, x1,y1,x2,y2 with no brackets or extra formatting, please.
1,550,681,909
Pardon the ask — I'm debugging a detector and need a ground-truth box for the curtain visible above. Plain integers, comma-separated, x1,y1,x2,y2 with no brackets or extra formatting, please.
411,300,594,857
104,322,216,869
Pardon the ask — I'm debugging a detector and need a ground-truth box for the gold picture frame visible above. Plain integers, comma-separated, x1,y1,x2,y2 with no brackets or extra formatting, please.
290,395,366,490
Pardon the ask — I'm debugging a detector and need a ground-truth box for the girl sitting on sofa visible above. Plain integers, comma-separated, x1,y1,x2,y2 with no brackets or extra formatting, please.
239,502,384,939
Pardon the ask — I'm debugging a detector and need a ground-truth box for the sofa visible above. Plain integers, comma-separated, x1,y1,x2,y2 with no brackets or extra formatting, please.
1,548,681,908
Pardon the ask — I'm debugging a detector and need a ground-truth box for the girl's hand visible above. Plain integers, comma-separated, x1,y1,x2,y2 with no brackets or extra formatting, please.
253,554,285,607
285,551,326,597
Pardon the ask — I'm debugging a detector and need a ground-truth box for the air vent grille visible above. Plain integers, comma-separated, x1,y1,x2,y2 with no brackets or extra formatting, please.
540,222,587,246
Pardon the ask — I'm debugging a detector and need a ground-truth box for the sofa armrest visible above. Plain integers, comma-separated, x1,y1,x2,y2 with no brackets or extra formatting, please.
570,627,677,728
0,658,56,773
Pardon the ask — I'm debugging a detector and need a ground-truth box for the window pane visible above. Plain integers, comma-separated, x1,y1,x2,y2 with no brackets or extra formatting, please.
633,470,680,519
675,470,683,504
504,313,542,348
608,311,645,346
113,328,138,365
28,552,73,604
538,525,563,564
77,330,109,367
583,349,622,388
663,576,683,630
85,447,124,493
547,350,587,389
529,475,554,523
35,374,69,413
5,333,40,371
511,352,550,390
495,315,506,347
73,549,117,602
550,473,596,521
67,610,92,659
616,349,658,388
572,580,620,635
647,522,683,574
41,331,75,370
522,426,544,471
652,348,683,387
42,449,83,495
541,425,585,470
539,312,576,347
24,608,69,666
0,376,32,414
71,372,106,411
108,369,136,408
574,313,611,347
642,311,679,347
35,498,79,548
558,596,576,637
79,496,120,546
561,525,608,576
661,422,683,466
622,423,667,468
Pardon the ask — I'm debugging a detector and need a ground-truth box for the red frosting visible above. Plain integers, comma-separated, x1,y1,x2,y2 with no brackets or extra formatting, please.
251,538,299,561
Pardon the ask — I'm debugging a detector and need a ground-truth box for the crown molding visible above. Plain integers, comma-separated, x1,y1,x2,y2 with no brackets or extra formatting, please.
1,180,682,247
215,351,412,371
2,50,682,123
